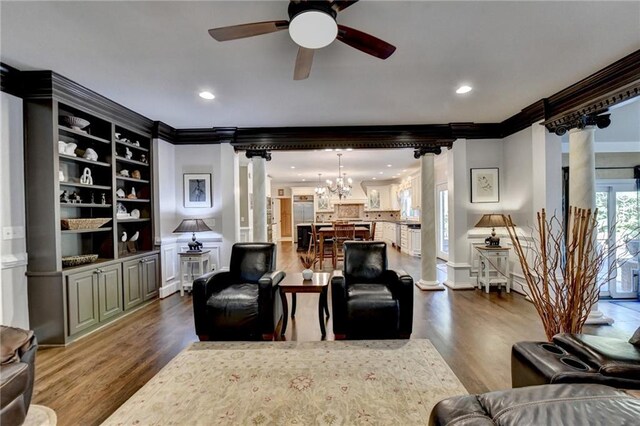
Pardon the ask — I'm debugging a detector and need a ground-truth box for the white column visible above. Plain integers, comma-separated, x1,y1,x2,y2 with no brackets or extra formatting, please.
220,143,240,267
252,156,268,242
568,126,613,325
417,153,444,290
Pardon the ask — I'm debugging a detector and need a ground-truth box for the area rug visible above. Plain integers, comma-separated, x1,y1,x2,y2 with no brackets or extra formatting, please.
102,340,467,425
610,300,640,313
24,405,57,426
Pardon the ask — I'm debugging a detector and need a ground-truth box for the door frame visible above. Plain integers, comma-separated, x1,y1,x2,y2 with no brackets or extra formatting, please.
436,183,449,261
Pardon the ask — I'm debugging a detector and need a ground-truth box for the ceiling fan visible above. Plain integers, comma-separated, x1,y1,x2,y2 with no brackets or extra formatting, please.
208,0,396,80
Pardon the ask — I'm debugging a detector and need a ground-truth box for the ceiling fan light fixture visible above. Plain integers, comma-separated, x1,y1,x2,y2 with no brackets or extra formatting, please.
289,10,338,49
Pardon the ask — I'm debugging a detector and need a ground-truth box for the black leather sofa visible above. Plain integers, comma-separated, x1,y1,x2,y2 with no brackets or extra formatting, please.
429,383,640,425
192,243,285,341
331,241,413,339
0,326,37,426
512,326,640,389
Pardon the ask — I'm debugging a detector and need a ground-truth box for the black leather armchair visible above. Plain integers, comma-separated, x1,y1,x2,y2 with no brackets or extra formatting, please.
512,326,640,389
331,241,413,339
1,326,37,426
192,243,285,341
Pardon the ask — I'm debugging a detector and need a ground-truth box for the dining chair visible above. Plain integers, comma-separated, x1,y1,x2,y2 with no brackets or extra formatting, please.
333,223,356,268
368,221,377,241
311,225,333,268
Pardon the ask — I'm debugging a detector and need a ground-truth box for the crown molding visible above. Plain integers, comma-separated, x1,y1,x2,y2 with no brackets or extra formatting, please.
4,49,639,147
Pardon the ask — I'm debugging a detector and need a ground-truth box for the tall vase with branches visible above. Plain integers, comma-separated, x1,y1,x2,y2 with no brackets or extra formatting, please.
504,207,638,341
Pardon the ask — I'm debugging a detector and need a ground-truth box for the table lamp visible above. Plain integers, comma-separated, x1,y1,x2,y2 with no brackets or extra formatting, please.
173,219,212,252
475,214,512,247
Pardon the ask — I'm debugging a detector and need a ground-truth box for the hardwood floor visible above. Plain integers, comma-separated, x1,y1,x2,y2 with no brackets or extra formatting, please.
31,242,637,425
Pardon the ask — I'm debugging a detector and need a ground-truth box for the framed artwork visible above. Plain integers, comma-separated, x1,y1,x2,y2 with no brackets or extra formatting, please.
470,168,499,203
184,173,212,208
278,188,285,196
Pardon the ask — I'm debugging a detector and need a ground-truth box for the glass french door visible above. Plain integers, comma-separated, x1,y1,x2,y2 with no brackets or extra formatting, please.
596,181,639,299
436,184,449,260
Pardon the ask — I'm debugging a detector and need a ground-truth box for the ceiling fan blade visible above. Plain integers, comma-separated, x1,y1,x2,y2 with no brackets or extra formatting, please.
336,25,396,59
331,0,359,12
208,20,289,41
294,47,315,80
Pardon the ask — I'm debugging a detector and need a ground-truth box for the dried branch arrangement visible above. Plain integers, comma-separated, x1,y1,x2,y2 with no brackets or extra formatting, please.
504,207,634,341
299,248,316,269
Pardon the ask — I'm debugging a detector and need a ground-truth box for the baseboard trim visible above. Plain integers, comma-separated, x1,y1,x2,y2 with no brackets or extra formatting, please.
160,280,180,298
443,280,476,290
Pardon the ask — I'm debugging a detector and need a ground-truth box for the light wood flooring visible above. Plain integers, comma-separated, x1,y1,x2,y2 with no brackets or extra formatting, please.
31,242,639,425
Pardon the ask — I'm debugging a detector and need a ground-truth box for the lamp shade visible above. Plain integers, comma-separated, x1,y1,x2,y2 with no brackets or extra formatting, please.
173,219,212,234
475,214,512,228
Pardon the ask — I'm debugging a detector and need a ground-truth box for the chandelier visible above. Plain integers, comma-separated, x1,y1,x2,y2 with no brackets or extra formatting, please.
315,173,327,196
325,153,353,200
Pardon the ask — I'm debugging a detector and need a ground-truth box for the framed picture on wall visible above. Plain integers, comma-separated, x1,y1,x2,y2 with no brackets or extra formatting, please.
278,188,285,196
184,173,212,207
470,168,499,203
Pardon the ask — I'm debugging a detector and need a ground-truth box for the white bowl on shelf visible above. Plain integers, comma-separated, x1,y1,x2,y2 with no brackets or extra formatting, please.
62,116,90,131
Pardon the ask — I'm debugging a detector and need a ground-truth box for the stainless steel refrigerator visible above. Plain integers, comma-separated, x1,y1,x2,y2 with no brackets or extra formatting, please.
293,195,314,225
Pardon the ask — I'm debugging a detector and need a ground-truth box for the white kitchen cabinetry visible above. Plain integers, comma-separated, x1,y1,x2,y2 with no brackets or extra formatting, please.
400,225,408,252
367,185,393,211
407,228,421,256
410,176,421,210
390,184,400,210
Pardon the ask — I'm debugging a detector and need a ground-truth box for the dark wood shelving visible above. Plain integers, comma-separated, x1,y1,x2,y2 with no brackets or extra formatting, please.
60,203,112,208
60,182,112,190
116,176,149,183
115,140,148,152
59,154,111,168
115,156,149,167
58,125,111,144
61,227,113,234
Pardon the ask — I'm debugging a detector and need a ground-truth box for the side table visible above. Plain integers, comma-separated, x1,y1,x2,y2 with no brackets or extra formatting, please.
476,246,511,293
278,272,330,337
179,250,211,296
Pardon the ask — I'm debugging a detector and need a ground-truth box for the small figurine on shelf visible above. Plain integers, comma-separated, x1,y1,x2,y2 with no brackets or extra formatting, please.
121,231,127,242
119,169,130,177
79,167,93,185
127,187,137,199
127,231,139,253
134,140,140,147
116,188,126,198
101,193,106,205
70,191,82,204
60,190,70,203
90,192,95,204
59,169,65,182
115,132,122,141
140,154,148,164
116,202,129,219
131,170,141,180
125,147,133,160
83,148,98,162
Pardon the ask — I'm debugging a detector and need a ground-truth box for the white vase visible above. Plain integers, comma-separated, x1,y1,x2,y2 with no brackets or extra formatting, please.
302,269,313,280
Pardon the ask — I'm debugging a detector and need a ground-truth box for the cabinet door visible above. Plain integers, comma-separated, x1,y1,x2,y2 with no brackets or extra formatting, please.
98,264,123,321
142,255,160,301
122,259,144,311
67,270,99,336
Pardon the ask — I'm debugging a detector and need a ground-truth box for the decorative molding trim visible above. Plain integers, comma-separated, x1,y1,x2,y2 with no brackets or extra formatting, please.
245,149,272,161
0,62,22,97
1,252,28,270
20,71,154,134
413,146,444,158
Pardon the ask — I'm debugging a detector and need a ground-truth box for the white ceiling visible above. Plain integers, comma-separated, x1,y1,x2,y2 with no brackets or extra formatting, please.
265,148,420,183
1,1,639,128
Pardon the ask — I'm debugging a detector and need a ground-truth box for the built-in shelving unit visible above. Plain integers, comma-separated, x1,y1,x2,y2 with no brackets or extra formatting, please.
24,83,159,345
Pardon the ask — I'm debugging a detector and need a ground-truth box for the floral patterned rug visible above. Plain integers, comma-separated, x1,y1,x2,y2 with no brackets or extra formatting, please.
103,340,467,425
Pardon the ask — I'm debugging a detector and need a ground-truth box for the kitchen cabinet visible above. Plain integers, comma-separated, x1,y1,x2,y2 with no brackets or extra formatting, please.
408,228,421,256
410,175,421,210
400,225,408,252
366,185,398,211
142,255,159,301
97,264,123,321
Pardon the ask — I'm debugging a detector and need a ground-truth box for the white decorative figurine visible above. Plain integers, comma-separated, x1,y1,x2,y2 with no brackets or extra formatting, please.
121,231,127,242
125,147,133,159
59,170,65,182
129,231,139,242
119,169,130,177
79,167,93,185
83,148,98,161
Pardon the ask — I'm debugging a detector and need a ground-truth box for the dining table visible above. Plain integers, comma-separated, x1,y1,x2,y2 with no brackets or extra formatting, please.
316,226,371,268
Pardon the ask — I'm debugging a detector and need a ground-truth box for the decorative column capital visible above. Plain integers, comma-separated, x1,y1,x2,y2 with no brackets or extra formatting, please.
245,149,272,161
548,112,611,136
413,146,442,159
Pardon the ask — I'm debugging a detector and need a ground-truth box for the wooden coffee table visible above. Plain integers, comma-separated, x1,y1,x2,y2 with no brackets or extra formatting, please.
279,272,330,337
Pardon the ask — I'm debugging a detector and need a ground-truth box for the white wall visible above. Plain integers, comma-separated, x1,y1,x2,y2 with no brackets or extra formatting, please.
153,141,240,297
0,92,29,328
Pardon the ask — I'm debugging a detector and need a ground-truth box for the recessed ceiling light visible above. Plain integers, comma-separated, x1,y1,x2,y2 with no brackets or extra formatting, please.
335,148,342,152
199,91,215,100
402,169,407,172
291,166,296,169
387,164,392,167
372,177,377,180
324,148,333,152
346,148,353,151
340,165,344,168
456,85,472,94
379,172,383,175
302,179,306,181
